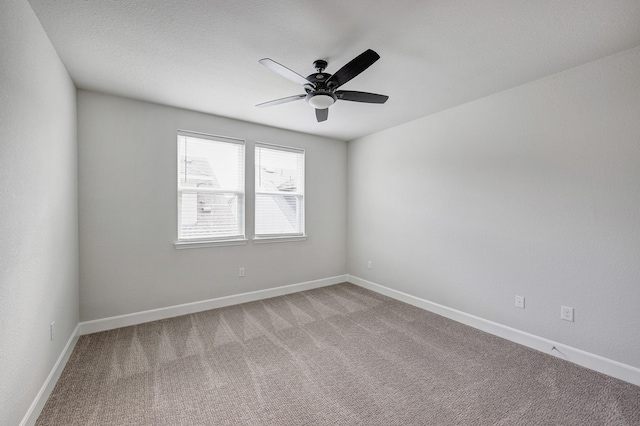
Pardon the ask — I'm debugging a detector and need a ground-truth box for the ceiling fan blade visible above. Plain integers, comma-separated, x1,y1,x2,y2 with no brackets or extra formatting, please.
259,58,314,87
326,49,380,89
256,94,306,108
336,90,389,104
315,108,328,122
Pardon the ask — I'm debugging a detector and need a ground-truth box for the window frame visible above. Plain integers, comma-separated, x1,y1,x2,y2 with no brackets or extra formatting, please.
253,141,306,243
174,130,247,249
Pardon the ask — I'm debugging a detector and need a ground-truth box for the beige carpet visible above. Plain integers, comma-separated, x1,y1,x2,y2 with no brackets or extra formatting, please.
37,283,640,425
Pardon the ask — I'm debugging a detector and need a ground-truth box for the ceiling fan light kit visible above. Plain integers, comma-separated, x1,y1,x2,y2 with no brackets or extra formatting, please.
306,92,336,109
257,49,389,122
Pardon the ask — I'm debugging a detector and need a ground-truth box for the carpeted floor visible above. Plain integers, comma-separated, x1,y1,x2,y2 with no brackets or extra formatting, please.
37,283,640,425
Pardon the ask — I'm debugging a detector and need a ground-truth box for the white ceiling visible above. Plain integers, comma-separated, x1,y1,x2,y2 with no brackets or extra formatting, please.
27,0,640,141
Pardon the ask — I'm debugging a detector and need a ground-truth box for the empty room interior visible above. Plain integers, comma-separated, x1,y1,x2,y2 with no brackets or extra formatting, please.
2,0,640,424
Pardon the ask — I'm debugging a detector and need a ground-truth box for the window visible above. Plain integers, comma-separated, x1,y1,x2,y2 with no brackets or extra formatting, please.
255,143,305,240
177,131,245,246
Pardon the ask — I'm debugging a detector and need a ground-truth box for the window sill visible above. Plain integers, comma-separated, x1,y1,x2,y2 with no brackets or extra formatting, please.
174,239,248,249
252,235,307,244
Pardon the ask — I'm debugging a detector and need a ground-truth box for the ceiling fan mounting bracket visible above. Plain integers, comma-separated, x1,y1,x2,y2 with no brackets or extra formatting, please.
313,59,328,73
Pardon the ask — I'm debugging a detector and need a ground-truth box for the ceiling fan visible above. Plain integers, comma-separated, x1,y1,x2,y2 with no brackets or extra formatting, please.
256,49,389,122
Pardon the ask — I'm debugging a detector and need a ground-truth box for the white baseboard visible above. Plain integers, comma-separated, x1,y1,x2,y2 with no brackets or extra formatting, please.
347,275,640,387
20,324,80,426
79,275,348,335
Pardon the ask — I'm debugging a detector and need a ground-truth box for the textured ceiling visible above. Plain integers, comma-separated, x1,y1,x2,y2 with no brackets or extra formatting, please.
27,0,640,141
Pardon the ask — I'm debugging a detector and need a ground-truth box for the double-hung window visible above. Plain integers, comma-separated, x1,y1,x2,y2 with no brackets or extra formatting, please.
254,142,305,240
177,131,245,246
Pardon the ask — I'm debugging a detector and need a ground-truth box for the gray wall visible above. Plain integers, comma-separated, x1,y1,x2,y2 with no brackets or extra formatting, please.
0,1,79,425
77,91,347,321
348,46,640,368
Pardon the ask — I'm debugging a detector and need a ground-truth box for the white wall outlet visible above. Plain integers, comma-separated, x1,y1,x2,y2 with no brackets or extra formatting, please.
561,306,574,322
367,260,372,269
515,295,525,309
50,321,55,341
238,267,245,277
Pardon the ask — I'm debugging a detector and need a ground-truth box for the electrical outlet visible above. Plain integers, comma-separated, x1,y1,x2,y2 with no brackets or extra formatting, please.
561,306,574,322
367,260,372,269
239,267,245,277
50,321,55,341
515,296,525,309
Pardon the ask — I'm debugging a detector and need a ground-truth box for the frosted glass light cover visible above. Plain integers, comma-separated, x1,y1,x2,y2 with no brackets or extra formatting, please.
307,94,335,109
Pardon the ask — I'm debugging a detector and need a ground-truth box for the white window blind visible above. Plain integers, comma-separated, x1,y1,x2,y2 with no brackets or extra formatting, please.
255,143,305,237
177,131,245,241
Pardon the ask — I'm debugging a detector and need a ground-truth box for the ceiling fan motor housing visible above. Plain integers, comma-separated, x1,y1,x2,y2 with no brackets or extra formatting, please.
306,64,337,109
306,70,332,89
